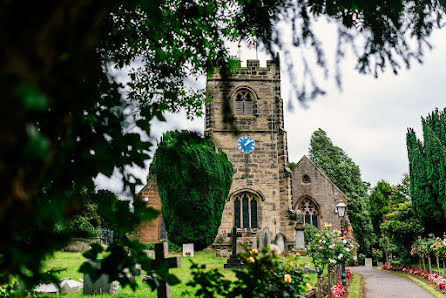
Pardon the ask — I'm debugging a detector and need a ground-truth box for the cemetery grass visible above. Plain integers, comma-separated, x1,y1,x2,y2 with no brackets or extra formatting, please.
43,251,317,297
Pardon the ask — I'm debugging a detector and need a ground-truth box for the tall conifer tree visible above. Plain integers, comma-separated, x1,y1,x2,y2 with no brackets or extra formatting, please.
406,108,446,233
309,128,375,255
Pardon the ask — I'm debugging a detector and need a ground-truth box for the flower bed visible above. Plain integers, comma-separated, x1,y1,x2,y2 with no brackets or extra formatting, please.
382,264,446,292
323,269,352,298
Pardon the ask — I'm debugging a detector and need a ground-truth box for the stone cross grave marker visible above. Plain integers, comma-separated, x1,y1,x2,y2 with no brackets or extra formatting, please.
224,226,242,269
153,242,181,298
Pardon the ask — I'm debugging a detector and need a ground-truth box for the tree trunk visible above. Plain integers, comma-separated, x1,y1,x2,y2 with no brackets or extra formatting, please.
419,258,421,271
386,252,389,265
422,256,426,272
436,256,440,274
428,255,432,273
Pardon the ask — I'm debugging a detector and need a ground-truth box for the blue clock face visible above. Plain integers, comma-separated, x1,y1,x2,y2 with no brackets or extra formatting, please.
237,135,255,154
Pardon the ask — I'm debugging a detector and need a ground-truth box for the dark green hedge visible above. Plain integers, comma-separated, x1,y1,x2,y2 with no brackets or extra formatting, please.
149,130,233,250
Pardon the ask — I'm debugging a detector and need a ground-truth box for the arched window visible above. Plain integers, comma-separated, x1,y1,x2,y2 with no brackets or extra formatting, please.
298,198,319,228
235,89,253,115
234,192,258,229
302,174,311,184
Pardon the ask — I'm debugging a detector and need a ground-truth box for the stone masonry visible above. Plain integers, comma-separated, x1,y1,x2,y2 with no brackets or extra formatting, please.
134,177,163,243
291,156,352,231
134,57,353,246
205,56,295,243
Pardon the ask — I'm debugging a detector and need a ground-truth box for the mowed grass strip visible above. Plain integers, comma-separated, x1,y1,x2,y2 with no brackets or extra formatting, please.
346,272,362,298
42,251,317,297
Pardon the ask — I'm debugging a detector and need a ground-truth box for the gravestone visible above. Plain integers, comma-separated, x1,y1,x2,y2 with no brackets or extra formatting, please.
295,224,305,249
258,227,272,251
35,283,59,295
275,233,288,255
60,278,83,293
377,261,383,267
183,243,194,257
151,242,181,298
144,249,155,259
365,258,373,267
224,227,242,269
83,260,114,295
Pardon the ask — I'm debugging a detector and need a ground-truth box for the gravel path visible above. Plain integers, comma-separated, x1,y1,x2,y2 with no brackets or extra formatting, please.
348,266,434,298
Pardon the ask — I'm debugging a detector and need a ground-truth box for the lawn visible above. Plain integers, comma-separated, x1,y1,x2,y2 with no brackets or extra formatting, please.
42,251,317,297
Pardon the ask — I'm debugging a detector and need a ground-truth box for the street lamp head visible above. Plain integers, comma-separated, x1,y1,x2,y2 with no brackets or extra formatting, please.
336,202,346,218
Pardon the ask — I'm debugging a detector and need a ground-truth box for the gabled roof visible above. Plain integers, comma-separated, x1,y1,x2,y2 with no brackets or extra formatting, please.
294,155,348,201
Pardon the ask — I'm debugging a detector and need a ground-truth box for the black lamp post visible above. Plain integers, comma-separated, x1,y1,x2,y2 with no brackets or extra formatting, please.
336,202,347,287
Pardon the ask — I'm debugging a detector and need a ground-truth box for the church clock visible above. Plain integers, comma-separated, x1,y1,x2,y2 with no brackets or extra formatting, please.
237,135,255,154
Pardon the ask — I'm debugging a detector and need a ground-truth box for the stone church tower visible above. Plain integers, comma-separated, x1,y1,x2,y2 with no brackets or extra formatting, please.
205,56,295,243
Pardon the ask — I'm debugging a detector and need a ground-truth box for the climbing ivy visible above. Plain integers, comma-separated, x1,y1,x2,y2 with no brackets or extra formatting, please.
149,131,233,250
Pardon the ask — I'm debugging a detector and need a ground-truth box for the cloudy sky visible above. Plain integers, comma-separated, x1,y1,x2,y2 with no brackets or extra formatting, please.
96,19,446,197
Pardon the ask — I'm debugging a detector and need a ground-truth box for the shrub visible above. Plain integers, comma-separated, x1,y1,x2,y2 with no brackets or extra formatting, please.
188,247,308,297
149,131,233,250
304,225,319,246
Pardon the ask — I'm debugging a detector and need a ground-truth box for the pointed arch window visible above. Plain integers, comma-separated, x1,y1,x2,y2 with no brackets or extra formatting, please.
234,192,258,229
302,174,311,184
298,197,319,228
235,89,254,115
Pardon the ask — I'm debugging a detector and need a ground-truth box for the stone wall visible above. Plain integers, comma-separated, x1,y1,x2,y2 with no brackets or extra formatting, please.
205,57,294,242
291,156,351,231
133,177,162,243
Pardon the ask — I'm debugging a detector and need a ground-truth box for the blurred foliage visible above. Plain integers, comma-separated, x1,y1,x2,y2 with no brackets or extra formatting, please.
407,107,446,234
55,188,125,240
309,128,375,255
149,131,233,250
187,247,307,297
1,0,445,293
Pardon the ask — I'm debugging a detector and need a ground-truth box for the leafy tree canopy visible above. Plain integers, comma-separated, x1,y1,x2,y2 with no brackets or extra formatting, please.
369,180,392,237
149,130,233,250
406,107,446,234
2,0,445,291
381,201,424,263
309,128,375,255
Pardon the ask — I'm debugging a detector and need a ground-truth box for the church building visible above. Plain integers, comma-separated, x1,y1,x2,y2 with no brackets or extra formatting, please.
134,56,351,246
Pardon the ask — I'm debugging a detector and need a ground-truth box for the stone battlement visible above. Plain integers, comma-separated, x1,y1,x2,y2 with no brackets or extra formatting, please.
208,56,280,80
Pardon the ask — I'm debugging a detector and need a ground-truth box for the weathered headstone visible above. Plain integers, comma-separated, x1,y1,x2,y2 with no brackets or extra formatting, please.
295,223,305,249
275,233,288,255
258,227,272,250
224,227,242,269
365,258,373,267
303,265,317,274
183,243,194,257
60,278,83,293
144,249,155,259
151,242,181,298
35,283,59,295
377,261,383,267
83,260,114,295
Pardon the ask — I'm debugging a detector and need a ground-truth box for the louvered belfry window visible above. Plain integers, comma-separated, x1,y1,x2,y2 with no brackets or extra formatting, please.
235,90,253,115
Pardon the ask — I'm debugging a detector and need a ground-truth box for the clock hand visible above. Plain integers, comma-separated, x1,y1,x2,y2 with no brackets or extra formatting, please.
245,139,254,146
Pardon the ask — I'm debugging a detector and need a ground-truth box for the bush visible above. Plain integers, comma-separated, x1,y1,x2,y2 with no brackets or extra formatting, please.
149,131,233,250
187,247,308,297
304,225,319,246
